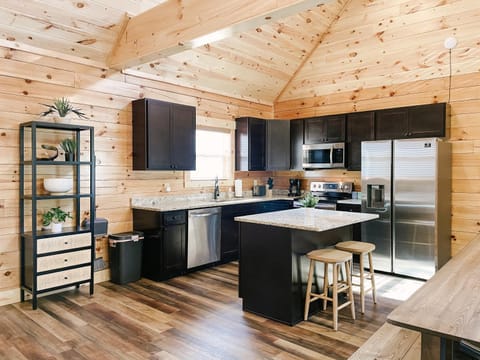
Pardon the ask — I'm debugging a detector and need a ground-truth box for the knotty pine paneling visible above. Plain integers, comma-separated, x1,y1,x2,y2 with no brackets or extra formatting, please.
279,0,480,102
0,46,268,305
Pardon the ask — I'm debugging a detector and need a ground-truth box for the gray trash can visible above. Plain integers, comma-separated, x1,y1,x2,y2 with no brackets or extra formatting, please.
109,231,144,285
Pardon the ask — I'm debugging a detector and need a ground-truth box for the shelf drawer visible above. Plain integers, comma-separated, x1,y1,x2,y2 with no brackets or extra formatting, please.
37,266,91,291
37,233,91,254
37,249,91,272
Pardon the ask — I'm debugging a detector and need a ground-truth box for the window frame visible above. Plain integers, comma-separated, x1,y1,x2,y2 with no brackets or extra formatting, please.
185,117,235,189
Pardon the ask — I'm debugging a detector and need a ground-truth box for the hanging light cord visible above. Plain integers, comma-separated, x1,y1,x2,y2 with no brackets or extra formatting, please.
448,48,452,104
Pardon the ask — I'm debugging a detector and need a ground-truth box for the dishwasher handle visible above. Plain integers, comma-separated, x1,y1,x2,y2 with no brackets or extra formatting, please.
190,212,215,218
188,207,222,217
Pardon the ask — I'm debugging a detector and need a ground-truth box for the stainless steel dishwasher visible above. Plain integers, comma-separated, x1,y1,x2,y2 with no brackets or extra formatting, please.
187,207,221,269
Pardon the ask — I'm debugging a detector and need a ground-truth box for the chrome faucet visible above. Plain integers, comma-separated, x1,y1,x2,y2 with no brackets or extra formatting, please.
214,176,220,200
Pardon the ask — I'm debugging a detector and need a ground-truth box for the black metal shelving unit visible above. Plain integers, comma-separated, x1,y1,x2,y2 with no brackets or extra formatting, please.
19,121,95,309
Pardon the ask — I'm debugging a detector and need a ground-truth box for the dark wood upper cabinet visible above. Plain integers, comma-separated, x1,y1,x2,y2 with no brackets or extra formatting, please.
407,103,447,138
346,111,375,171
304,114,346,144
235,117,266,171
375,103,447,140
235,117,290,171
266,120,290,170
132,98,196,170
290,119,304,170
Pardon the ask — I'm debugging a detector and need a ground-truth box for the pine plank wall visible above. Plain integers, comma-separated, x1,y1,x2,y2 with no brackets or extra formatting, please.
1,1,479,305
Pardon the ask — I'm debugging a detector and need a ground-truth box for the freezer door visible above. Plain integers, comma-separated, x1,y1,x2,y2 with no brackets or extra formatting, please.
393,139,436,279
361,140,392,273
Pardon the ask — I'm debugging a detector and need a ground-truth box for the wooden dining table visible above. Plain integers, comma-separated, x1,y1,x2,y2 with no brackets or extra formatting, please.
387,234,480,359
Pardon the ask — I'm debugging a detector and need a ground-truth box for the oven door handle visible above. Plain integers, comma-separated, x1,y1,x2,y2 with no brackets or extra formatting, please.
315,203,337,211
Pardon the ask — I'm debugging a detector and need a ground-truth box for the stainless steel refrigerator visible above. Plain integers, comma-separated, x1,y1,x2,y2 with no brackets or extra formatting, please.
361,138,451,280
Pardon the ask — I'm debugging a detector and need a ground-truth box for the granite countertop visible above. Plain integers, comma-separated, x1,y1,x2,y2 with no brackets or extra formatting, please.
131,194,297,212
235,207,378,232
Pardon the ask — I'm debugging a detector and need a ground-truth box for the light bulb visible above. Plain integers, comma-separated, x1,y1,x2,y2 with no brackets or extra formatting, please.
444,36,457,49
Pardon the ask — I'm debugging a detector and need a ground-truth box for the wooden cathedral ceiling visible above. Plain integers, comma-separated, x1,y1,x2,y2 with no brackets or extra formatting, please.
0,0,479,106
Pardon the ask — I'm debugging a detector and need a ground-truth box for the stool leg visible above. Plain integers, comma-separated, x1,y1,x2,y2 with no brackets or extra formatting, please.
368,252,377,304
345,259,356,320
304,259,315,321
322,262,328,310
332,263,338,331
359,252,365,314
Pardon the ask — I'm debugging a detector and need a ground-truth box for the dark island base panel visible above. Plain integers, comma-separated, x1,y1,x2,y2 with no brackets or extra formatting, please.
239,223,352,326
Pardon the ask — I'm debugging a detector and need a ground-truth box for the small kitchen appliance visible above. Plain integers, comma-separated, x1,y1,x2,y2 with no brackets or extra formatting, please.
288,178,301,196
302,143,345,169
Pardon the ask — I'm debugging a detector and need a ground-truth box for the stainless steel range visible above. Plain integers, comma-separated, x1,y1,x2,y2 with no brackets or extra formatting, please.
309,181,353,210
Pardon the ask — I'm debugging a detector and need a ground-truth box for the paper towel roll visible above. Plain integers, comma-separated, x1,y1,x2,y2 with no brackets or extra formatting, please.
234,179,243,197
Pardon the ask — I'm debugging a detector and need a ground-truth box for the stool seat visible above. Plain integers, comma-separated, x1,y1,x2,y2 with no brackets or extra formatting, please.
335,240,377,314
335,241,375,254
304,248,355,330
307,248,352,264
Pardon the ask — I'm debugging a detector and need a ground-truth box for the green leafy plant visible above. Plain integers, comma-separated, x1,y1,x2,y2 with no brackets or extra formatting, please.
40,97,87,119
59,138,76,154
42,206,72,226
301,192,319,208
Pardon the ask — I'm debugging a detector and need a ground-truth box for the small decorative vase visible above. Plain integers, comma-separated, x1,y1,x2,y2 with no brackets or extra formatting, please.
51,223,63,233
64,152,74,162
54,116,71,124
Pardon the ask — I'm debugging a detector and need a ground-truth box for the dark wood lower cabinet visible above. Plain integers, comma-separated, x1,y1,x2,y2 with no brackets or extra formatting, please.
220,200,293,263
133,209,186,281
336,203,361,241
134,200,293,280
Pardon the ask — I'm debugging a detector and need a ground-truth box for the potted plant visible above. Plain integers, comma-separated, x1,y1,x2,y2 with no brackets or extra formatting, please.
301,192,319,208
42,206,72,232
59,138,76,161
40,97,88,120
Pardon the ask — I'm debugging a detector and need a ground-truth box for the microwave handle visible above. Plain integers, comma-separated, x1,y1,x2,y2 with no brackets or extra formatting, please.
330,144,333,164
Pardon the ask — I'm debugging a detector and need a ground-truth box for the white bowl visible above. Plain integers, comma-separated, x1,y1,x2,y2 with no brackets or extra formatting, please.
43,178,73,193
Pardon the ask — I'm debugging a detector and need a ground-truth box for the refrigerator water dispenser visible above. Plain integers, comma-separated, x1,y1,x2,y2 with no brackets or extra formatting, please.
367,184,385,209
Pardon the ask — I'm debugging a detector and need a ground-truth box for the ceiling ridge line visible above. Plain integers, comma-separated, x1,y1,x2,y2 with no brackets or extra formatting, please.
273,0,353,113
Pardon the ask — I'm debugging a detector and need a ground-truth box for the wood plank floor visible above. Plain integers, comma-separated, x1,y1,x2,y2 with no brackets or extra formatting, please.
0,263,424,359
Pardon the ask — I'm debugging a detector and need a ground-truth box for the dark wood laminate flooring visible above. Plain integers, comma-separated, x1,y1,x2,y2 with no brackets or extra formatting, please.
0,263,424,359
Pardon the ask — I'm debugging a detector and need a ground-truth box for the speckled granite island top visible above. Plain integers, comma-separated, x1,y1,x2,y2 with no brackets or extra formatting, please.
235,207,378,232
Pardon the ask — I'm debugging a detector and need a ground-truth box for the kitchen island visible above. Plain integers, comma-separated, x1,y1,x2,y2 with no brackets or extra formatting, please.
235,208,378,325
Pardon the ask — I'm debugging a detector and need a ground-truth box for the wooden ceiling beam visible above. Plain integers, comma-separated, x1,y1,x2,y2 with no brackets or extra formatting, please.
108,0,330,70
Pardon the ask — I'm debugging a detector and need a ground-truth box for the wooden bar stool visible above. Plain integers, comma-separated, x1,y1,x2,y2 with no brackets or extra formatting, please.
304,248,355,331
335,241,376,314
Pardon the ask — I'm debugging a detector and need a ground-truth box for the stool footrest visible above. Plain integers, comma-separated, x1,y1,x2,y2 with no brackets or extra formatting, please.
337,301,353,311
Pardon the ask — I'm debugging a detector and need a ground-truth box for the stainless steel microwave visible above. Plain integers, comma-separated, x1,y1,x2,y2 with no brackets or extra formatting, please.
302,143,345,169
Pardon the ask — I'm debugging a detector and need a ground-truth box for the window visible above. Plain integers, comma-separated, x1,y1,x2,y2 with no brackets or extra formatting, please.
190,128,233,181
